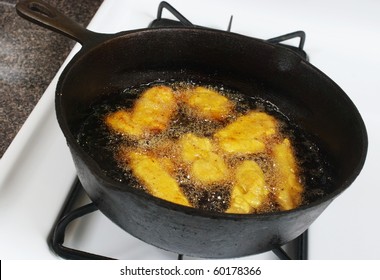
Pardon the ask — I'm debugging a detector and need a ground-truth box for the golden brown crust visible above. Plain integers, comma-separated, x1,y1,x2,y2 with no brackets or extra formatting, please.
105,110,142,137
105,85,177,138
178,133,229,185
122,149,191,207
214,111,278,155
272,138,303,210
181,86,234,121
226,160,270,214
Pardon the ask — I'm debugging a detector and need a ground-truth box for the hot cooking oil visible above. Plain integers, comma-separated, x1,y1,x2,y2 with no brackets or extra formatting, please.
77,81,336,213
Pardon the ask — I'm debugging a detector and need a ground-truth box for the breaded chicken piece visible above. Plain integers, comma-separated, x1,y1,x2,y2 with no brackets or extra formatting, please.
182,86,234,121
133,85,177,132
105,85,177,137
214,111,277,155
226,160,269,214
272,138,303,210
178,133,228,185
125,150,191,207
105,110,142,137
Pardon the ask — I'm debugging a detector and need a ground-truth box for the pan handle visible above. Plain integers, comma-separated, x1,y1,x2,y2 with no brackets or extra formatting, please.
16,0,104,46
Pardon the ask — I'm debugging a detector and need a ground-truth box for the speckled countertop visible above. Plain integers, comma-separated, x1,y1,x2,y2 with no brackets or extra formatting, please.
0,0,103,158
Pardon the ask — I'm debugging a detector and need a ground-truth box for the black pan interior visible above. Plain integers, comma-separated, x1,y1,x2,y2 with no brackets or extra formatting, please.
57,28,366,197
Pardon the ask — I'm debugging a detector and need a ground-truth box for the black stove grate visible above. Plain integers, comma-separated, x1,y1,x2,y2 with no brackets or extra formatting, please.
149,1,307,59
49,1,309,260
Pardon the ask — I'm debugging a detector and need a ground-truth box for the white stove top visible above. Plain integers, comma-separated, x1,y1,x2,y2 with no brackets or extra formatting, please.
1,0,379,260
